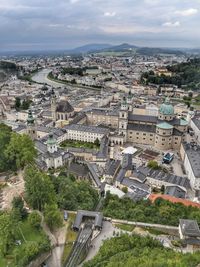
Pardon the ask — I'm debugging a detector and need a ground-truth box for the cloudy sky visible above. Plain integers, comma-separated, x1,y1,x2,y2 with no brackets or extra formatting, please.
0,0,200,51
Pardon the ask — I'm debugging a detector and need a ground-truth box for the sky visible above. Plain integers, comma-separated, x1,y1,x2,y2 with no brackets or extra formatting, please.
0,0,200,51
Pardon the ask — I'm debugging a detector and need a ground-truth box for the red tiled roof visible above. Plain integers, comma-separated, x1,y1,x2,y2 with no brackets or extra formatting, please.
149,194,200,208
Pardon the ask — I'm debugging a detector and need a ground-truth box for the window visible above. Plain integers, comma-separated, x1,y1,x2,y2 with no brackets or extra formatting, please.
162,138,165,141
143,133,146,136
150,134,153,136
136,132,139,135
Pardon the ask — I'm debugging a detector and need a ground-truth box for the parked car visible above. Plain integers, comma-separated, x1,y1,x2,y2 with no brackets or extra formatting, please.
64,210,68,221
162,152,174,164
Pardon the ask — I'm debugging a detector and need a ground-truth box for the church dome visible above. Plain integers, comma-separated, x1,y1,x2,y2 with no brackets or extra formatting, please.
47,133,56,145
159,98,174,115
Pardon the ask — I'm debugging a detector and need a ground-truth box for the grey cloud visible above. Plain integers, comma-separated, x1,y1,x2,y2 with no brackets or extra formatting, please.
0,0,200,51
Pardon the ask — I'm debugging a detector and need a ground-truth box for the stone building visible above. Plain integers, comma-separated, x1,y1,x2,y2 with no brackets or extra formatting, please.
85,95,188,150
35,133,73,170
51,90,75,122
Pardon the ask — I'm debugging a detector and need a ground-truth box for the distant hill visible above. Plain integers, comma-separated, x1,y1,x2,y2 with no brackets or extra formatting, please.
95,43,183,56
70,43,112,53
101,43,138,52
137,47,184,56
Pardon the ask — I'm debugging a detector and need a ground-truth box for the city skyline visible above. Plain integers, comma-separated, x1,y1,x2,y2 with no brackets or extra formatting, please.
0,0,200,51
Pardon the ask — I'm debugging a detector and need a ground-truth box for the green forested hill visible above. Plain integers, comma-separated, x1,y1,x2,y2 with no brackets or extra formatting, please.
84,234,200,267
141,58,200,90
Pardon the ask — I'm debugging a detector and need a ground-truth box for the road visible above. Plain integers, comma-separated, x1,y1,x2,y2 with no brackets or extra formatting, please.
46,225,68,267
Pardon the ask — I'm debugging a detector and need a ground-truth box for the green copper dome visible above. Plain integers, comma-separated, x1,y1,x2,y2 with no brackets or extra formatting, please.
157,122,173,130
159,98,174,115
47,133,56,145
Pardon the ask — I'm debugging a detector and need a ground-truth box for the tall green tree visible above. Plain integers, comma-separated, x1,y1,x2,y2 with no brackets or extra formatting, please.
0,213,17,256
44,203,62,231
0,123,12,172
12,196,27,220
28,211,41,229
24,166,56,211
5,133,37,169
15,97,21,110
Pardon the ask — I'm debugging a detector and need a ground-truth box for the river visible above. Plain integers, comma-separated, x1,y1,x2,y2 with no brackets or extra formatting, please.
32,68,65,88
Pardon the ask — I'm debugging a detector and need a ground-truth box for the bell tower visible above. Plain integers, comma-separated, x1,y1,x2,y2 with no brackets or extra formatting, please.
118,96,128,142
51,89,57,122
47,133,57,154
27,109,36,140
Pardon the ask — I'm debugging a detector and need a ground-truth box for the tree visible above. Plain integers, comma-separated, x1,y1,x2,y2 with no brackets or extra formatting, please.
160,185,165,194
44,203,62,231
54,175,99,211
122,187,128,193
24,166,56,211
5,133,37,170
21,99,31,110
28,211,41,229
15,97,21,110
0,213,17,256
0,123,12,172
147,160,160,170
188,91,193,98
12,196,27,220
94,138,100,147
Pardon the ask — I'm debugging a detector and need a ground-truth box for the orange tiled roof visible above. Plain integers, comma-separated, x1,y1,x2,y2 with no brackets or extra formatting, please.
149,194,200,208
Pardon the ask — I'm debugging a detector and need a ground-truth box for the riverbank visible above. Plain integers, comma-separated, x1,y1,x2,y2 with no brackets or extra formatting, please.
47,71,102,91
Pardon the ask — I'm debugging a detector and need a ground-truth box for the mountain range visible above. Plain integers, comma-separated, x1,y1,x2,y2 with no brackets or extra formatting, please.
68,43,184,56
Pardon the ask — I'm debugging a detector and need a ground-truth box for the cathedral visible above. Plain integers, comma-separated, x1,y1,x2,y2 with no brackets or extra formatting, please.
86,93,188,150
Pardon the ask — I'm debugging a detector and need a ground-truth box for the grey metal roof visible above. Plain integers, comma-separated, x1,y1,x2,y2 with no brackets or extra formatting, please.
131,169,147,183
73,210,103,230
121,153,132,170
105,160,121,176
128,113,157,123
183,143,200,178
35,140,48,154
96,135,109,159
126,191,149,201
165,185,186,199
122,178,150,192
127,123,156,133
179,219,200,237
192,117,200,130
68,163,89,177
115,168,126,183
69,113,86,124
86,108,119,117
64,124,109,134
139,166,191,189
56,100,74,113
87,163,102,187
173,128,183,136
